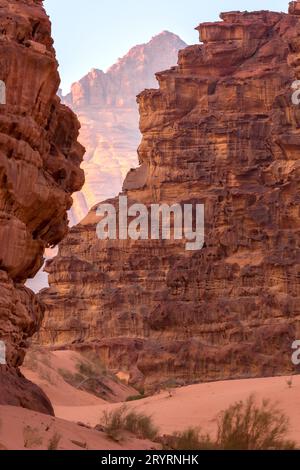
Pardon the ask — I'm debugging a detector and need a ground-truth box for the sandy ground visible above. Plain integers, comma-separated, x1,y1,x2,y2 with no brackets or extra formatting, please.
22,350,137,407
50,375,300,444
0,406,158,450
22,351,106,408
0,350,158,450
18,349,300,448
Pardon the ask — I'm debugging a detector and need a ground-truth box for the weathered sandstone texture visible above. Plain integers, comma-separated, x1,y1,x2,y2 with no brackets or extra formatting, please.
40,4,300,391
26,34,186,293
63,32,186,225
0,0,84,413
27,34,186,293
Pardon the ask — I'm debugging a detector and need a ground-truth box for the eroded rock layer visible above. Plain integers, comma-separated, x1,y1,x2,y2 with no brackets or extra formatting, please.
40,4,300,391
0,0,84,413
27,33,186,294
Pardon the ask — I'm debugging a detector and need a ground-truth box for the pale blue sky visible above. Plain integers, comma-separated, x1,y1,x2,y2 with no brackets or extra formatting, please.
44,0,289,94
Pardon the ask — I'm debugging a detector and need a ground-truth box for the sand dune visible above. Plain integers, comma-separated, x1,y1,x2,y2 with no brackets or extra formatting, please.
20,349,300,448
51,375,300,445
0,406,158,450
22,349,137,407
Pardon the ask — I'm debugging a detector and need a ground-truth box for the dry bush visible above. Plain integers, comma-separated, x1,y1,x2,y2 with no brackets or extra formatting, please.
165,428,215,450
126,394,145,402
102,405,158,442
166,395,296,451
47,432,62,450
23,426,43,449
76,357,106,378
58,368,80,387
217,395,296,450
58,355,107,396
39,366,56,385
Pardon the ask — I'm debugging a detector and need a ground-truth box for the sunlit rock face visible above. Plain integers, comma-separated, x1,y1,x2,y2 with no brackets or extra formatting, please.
63,32,187,225
27,32,186,293
0,0,84,413
40,5,300,391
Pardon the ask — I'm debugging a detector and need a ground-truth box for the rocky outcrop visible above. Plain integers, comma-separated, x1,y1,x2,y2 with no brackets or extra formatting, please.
63,32,186,225
0,0,84,413
40,4,300,391
27,33,186,293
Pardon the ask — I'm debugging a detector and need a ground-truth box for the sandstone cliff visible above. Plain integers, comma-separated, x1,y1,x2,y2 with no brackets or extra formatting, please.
40,3,300,391
27,33,186,294
64,32,187,225
0,0,84,413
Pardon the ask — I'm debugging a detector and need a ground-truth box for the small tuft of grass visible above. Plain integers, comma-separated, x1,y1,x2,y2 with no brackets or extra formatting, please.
286,377,293,389
126,394,145,402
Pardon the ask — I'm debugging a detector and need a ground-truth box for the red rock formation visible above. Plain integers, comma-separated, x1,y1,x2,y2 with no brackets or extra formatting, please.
27,33,186,293
0,0,84,413
40,4,300,391
62,32,187,225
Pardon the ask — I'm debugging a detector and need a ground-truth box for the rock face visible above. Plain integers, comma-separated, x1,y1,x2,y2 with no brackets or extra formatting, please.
63,32,187,225
26,33,186,293
0,0,84,413
40,4,300,391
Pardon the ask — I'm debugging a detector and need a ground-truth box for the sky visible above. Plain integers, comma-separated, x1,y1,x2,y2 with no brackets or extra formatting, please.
44,0,289,94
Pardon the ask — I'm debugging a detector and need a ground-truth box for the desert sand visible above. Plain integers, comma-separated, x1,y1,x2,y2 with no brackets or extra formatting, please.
0,405,158,450
0,350,159,450
22,350,137,407
53,375,300,444
19,350,300,448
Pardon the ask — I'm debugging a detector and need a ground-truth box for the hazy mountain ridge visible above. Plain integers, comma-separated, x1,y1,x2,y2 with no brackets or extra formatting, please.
63,32,187,225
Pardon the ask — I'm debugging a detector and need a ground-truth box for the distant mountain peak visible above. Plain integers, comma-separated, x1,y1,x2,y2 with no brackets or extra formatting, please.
61,31,186,227
107,31,186,75
63,32,187,106
150,30,186,41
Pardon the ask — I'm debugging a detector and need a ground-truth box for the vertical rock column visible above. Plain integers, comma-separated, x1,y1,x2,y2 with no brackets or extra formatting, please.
0,0,85,414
